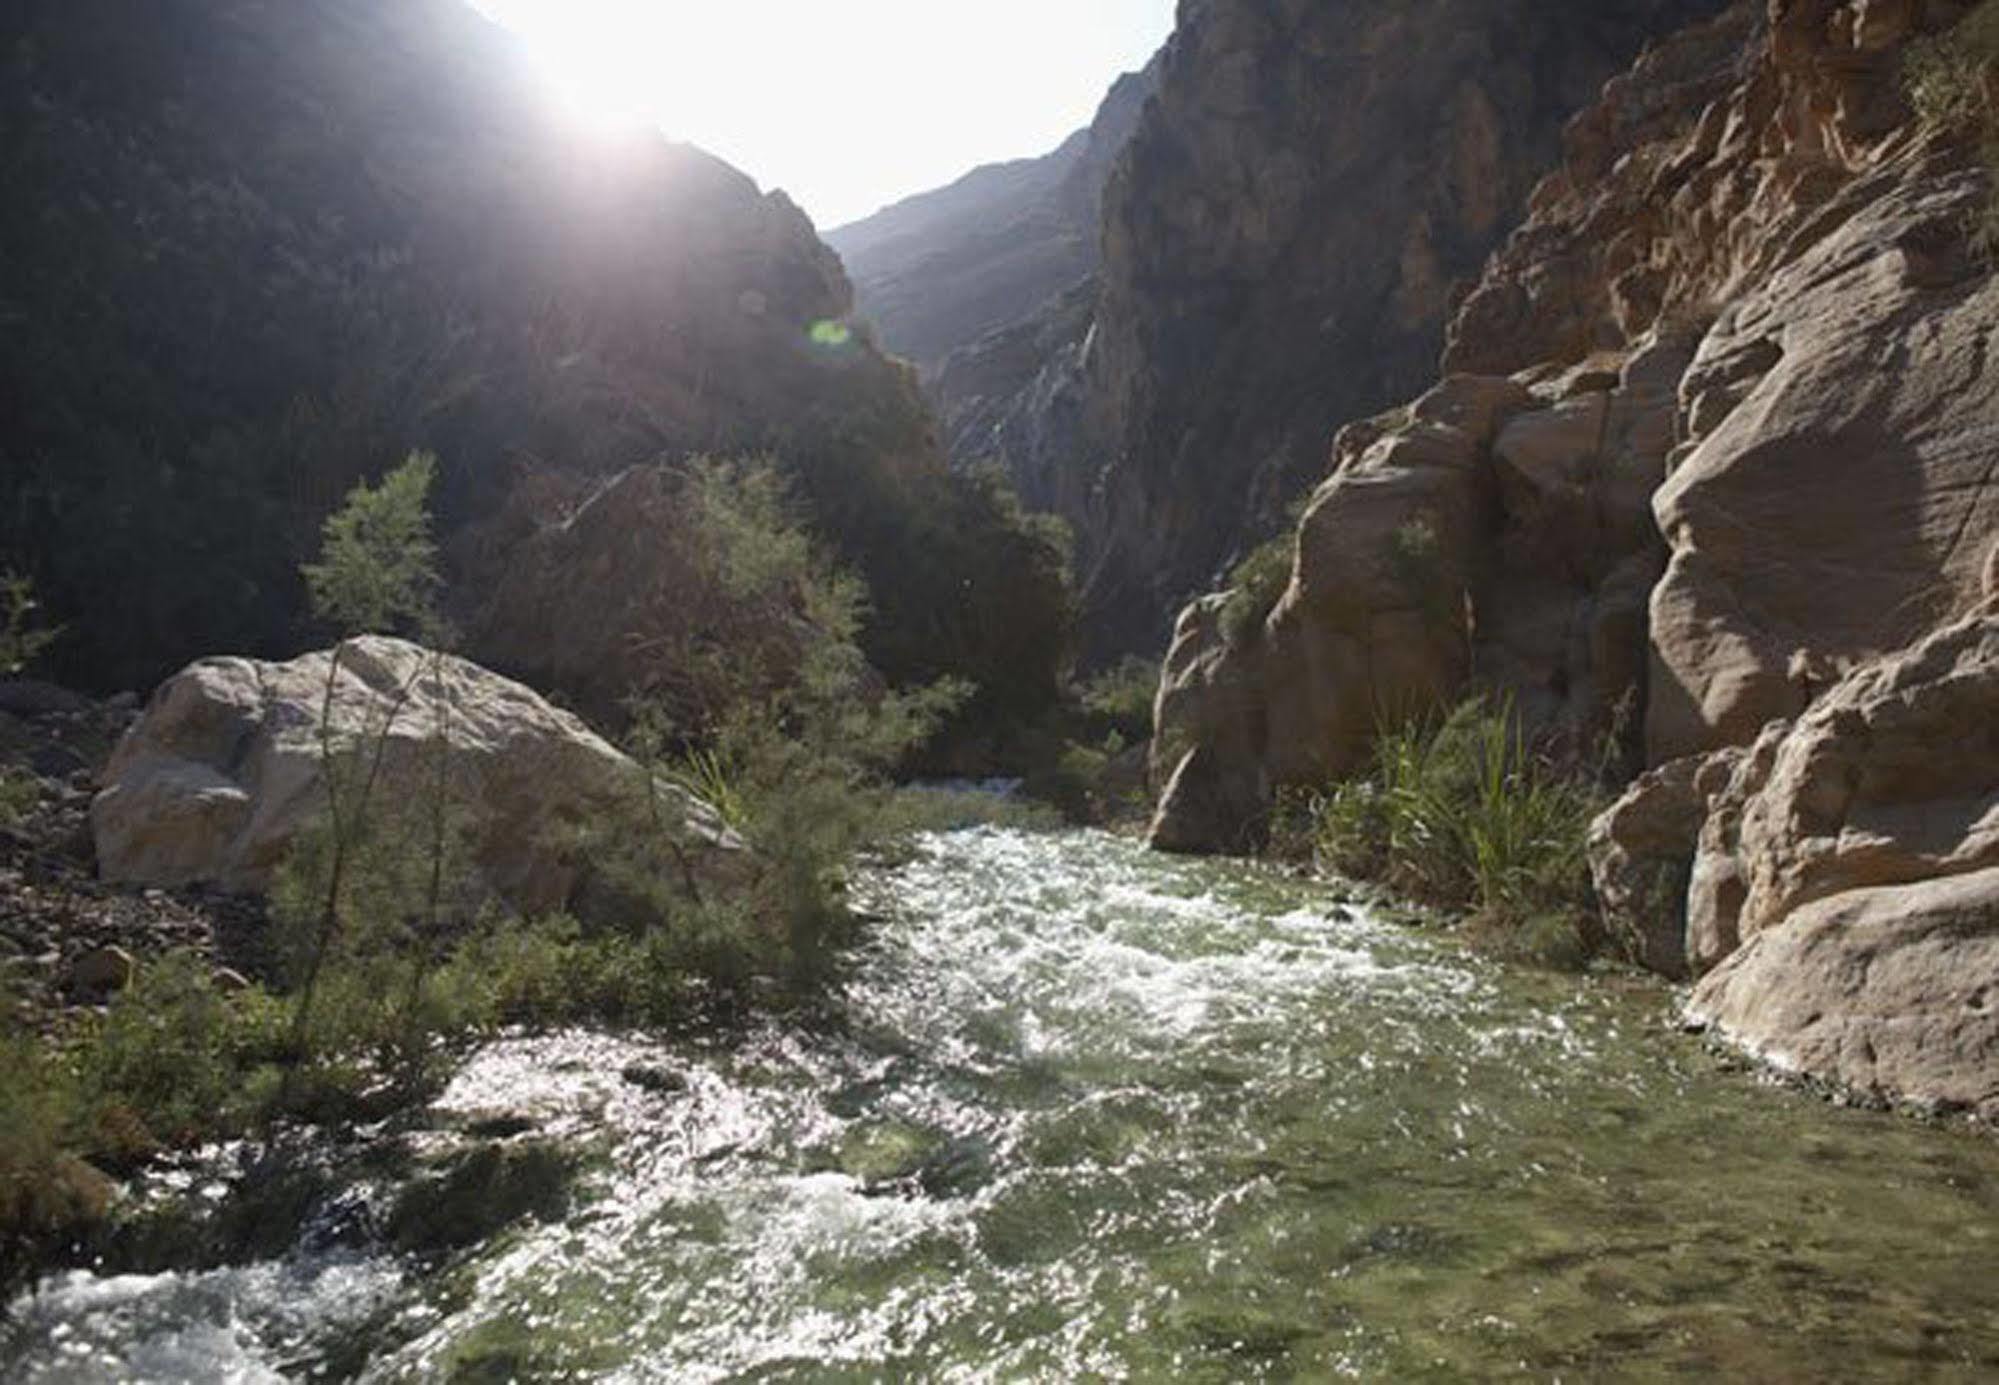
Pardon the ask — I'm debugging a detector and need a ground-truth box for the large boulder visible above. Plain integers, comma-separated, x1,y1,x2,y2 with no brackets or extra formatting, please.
92,637,737,914
1687,868,1999,1121
1148,361,1673,854
1680,614,1999,1111
1147,594,1269,854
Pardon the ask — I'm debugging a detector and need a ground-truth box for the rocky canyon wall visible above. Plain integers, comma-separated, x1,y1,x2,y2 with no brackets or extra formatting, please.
1074,0,1729,656
1151,0,1999,1117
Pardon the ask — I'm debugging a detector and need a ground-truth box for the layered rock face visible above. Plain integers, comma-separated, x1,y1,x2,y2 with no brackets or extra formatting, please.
93,638,737,915
1153,0,1999,1112
827,61,1158,376
1683,615,1999,1118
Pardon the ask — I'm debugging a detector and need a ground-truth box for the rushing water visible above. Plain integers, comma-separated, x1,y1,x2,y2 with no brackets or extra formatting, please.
8,828,1999,1381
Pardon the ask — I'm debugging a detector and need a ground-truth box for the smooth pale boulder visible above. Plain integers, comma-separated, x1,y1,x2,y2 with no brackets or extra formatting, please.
92,637,737,914
1674,614,1999,1112
1688,868,1999,1121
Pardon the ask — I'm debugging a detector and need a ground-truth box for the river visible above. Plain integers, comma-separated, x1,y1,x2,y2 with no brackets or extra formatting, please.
7,828,1999,1380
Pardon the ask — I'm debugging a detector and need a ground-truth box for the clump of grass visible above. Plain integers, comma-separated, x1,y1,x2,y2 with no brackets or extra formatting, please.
1309,697,1604,967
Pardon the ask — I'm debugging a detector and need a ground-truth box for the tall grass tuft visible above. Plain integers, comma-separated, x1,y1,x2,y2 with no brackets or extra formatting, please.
1311,697,1604,967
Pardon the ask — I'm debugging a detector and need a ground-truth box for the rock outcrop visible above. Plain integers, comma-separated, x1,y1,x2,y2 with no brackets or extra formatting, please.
1687,615,1999,966
1151,345,1687,851
93,638,736,915
1688,868,1999,1119
1150,0,1999,1113
1587,748,1743,979
1677,614,1999,1117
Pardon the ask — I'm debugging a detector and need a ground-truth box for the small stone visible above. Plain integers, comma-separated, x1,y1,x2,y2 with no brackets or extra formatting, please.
70,945,136,995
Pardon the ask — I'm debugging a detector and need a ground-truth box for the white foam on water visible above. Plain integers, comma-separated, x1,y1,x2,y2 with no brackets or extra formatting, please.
4,1256,400,1384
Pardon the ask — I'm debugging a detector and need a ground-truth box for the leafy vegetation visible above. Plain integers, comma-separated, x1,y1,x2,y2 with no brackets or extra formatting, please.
1219,533,1295,646
1305,698,1606,968
1076,656,1160,750
300,453,442,642
0,572,60,677
1906,1,1999,243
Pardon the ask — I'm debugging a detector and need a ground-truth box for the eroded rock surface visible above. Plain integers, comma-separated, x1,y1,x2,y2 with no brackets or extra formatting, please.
1689,868,1999,1121
93,637,735,913
1587,748,1743,978
1146,2,1999,1112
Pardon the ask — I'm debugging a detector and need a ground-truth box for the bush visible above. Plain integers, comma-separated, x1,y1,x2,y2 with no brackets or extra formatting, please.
0,570,60,676
1310,698,1605,967
1076,656,1160,747
1218,534,1294,646
0,769,38,831
1906,1,1999,243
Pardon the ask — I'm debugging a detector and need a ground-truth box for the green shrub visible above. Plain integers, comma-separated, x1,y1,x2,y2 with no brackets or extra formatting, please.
0,570,61,676
0,769,39,830
1311,698,1604,967
0,1024,110,1297
1905,1,1999,243
72,952,290,1157
1076,656,1161,746
1219,534,1295,646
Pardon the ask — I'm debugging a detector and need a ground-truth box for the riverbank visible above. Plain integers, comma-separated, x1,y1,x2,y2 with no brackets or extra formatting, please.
10,827,1999,1379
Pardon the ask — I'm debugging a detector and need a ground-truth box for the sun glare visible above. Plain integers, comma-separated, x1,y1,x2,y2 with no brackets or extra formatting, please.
483,0,683,137
475,0,1178,227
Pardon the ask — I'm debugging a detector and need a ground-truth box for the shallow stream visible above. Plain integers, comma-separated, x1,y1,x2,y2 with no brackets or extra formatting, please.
7,828,1999,1380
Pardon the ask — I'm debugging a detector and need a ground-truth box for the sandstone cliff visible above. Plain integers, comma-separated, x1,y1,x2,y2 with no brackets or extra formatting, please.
1151,0,1999,1116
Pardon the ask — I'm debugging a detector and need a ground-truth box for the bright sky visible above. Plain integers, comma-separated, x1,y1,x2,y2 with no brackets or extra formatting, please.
474,0,1176,229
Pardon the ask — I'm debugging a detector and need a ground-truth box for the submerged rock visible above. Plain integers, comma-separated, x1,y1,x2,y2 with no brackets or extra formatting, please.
92,637,739,915
385,1139,578,1257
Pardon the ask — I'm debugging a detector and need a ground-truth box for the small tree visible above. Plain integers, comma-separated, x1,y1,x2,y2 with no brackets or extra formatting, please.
283,452,442,1067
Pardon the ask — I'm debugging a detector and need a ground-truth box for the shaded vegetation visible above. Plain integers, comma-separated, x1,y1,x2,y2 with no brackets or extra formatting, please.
0,574,60,677
1906,0,1999,243
1219,533,1296,646
0,0,1071,739
1299,698,1607,969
